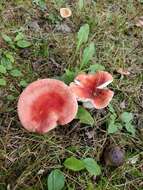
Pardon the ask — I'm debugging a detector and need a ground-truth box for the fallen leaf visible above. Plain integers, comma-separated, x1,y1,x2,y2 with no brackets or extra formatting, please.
117,68,130,75
120,100,126,109
37,169,45,175
136,16,143,27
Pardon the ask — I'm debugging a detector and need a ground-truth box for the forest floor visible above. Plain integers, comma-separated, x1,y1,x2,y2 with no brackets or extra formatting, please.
0,0,143,190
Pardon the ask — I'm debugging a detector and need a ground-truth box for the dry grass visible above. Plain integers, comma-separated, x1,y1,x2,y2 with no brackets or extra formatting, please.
0,0,143,189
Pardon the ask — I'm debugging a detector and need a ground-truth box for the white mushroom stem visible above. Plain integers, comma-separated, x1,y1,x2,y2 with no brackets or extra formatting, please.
83,101,94,109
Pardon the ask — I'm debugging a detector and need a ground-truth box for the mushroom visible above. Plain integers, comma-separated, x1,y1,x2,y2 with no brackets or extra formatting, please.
18,79,78,134
103,145,125,167
60,8,72,18
69,71,114,109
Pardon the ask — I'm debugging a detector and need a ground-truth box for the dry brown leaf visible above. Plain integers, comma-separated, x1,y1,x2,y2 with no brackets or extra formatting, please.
117,68,130,75
136,16,143,27
120,100,126,109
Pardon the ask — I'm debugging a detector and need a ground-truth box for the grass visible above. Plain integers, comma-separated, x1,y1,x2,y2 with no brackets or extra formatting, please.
0,0,143,189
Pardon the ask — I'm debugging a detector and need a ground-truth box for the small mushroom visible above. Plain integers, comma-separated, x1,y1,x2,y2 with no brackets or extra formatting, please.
70,71,114,109
103,146,125,167
18,79,78,134
60,8,72,18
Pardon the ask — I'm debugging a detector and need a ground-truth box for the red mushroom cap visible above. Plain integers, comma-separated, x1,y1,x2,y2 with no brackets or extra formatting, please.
18,79,78,134
70,71,114,109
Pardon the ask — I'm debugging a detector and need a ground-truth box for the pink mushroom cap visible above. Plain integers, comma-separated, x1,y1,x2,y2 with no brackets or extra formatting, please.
60,8,72,18
70,71,114,109
18,79,78,134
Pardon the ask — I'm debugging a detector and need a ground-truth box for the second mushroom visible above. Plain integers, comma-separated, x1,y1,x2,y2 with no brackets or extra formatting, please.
70,71,114,109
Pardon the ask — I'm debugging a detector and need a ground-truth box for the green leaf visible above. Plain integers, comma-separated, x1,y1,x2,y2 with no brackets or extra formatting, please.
108,123,122,134
107,114,123,134
83,158,101,176
125,123,135,136
7,95,15,100
47,169,65,190
5,52,14,63
17,40,31,48
33,0,46,10
0,78,6,86
87,181,95,190
139,0,143,3
76,106,94,125
67,186,75,190
120,112,135,135
108,123,118,134
14,33,25,41
37,0,46,10
64,157,85,171
39,43,49,57
108,104,116,114
54,0,64,7
109,114,116,123
88,64,105,73
121,112,133,124
78,0,84,10
77,24,90,51
67,183,75,190
10,69,22,77
116,123,123,130
80,42,95,69
19,80,28,87
1,33,13,43
62,69,76,84
0,65,7,74
1,57,13,70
